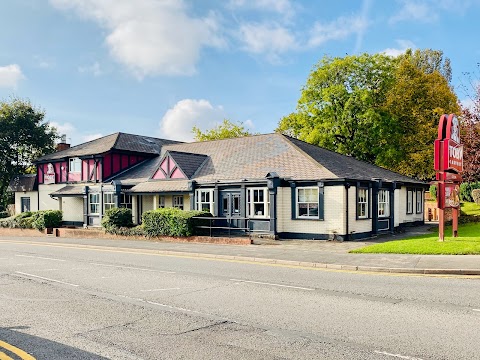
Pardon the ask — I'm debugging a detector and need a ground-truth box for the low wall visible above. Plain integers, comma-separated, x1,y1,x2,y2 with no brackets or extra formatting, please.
0,227,252,245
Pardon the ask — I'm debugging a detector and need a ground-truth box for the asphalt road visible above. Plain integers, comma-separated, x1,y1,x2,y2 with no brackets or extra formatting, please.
0,238,479,360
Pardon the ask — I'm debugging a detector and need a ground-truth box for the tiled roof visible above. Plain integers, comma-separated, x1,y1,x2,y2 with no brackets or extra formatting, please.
161,134,336,181
35,133,181,162
111,158,161,186
128,180,190,193
7,174,37,192
168,151,208,179
49,185,85,197
286,137,425,184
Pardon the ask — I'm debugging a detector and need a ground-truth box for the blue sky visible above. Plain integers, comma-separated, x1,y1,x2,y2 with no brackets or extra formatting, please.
1,0,479,145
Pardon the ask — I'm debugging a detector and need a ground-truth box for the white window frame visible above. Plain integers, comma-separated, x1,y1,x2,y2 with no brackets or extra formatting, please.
416,189,423,214
120,193,132,209
296,187,319,219
195,189,214,213
89,193,100,215
407,189,414,214
357,188,368,219
103,193,115,212
247,188,270,218
173,195,184,210
158,195,165,209
69,157,82,173
378,189,390,218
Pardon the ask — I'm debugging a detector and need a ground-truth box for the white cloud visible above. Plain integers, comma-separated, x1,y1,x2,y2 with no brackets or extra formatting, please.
390,0,437,24
78,62,103,76
239,23,297,61
159,99,227,142
382,39,416,57
308,15,369,48
49,0,224,78
0,64,24,89
50,121,103,146
229,0,295,18
244,119,255,129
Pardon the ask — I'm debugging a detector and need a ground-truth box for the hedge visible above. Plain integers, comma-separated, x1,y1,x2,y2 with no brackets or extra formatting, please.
101,207,133,230
31,210,63,230
142,208,210,237
0,211,9,219
460,182,480,202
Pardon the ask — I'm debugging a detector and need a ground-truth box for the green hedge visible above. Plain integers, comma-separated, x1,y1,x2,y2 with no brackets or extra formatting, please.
142,208,210,237
101,207,133,230
0,212,34,228
460,182,480,202
0,211,9,219
31,210,63,230
105,225,146,237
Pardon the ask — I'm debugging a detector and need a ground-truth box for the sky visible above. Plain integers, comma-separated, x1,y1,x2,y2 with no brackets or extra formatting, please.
1,0,480,145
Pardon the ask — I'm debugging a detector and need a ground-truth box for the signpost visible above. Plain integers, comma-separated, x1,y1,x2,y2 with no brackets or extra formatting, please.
434,114,463,241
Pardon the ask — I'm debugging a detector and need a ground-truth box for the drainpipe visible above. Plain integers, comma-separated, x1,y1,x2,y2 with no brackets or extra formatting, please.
345,183,350,241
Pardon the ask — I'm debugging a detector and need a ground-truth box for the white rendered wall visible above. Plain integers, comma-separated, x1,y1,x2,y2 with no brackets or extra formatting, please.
14,191,39,214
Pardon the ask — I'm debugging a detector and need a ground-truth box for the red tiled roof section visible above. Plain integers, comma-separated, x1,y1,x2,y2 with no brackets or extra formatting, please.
162,134,336,181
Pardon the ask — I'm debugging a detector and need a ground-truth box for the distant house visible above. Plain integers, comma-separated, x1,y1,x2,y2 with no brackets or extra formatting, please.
9,132,427,240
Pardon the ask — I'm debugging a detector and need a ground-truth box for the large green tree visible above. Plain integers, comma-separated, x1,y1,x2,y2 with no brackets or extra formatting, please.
0,98,57,209
277,49,459,180
192,119,253,141
460,85,480,182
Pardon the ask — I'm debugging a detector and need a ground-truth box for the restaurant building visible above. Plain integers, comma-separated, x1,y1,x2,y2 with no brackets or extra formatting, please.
9,132,427,240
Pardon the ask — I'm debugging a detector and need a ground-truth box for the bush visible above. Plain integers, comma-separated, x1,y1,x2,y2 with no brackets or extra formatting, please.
142,208,209,237
429,185,437,200
0,211,9,219
0,212,35,229
31,210,63,231
472,189,480,205
101,207,133,230
460,182,480,202
105,225,146,237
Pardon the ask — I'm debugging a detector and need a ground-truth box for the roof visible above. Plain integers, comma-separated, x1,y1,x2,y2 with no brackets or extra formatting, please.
161,134,336,182
49,185,85,197
128,180,190,193
8,174,37,192
35,132,181,162
168,151,208,179
110,158,161,186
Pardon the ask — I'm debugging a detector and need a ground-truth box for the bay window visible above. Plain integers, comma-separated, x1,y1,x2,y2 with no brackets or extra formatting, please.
296,187,319,218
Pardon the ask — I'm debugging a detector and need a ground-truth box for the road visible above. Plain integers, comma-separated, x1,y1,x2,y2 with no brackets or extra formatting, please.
0,237,479,360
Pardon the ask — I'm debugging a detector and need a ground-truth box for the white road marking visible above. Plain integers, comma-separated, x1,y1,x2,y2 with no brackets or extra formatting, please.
374,350,424,360
473,309,480,312
145,300,210,316
15,255,65,262
36,269,59,272
230,279,315,291
140,288,181,292
15,271,79,287
89,262,175,273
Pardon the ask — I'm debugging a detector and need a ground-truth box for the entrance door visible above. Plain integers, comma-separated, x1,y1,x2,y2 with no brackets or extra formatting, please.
376,189,390,232
220,190,242,230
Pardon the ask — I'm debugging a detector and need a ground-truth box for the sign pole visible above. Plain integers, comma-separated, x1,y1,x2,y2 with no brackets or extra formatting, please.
452,207,458,237
438,209,445,241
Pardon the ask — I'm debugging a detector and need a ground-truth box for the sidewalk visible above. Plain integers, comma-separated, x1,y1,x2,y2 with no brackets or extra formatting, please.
1,225,479,275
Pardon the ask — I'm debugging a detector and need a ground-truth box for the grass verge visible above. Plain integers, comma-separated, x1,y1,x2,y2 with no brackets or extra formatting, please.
350,223,480,255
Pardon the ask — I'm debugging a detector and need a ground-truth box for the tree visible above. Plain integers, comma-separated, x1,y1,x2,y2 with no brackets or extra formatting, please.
192,119,253,141
277,50,460,180
460,86,480,182
0,98,57,209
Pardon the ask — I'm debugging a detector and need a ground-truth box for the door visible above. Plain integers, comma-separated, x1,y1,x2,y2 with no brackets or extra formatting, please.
220,190,242,230
376,189,390,232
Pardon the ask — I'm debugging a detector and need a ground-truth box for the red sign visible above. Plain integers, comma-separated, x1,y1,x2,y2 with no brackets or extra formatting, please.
437,183,460,209
434,114,463,173
44,163,56,184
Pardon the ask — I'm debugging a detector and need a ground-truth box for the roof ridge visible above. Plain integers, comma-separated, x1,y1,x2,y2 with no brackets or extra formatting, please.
166,132,275,147
277,134,338,179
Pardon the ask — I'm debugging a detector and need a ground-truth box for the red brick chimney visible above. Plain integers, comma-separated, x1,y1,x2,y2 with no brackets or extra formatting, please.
56,134,70,152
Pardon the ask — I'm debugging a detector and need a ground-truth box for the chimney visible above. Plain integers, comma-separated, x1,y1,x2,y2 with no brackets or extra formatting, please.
56,134,70,152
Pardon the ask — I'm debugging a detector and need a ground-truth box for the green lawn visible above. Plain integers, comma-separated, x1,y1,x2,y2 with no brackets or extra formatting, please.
351,223,480,255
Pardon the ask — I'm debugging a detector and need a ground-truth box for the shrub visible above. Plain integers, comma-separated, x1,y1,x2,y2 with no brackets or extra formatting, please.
101,207,133,230
460,182,480,202
105,225,146,237
142,208,209,237
0,211,9,219
0,212,34,229
32,210,63,231
429,185,437,200
472,189,480,205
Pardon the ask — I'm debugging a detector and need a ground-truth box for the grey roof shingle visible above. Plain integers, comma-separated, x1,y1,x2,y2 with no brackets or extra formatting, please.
168,151,208,179
111,157,161,186
35,133,181,162
128,180,190,193
49,185,85,197
7,174,37,192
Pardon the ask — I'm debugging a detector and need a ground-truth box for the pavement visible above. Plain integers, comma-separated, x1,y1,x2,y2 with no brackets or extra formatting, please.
2,223,479,275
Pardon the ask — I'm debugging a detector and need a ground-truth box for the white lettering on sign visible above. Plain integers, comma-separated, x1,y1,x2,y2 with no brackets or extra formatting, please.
449,144,463,160
450,116,460,144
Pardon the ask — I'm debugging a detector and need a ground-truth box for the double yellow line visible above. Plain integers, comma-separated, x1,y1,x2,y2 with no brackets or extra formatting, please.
0,340,35,360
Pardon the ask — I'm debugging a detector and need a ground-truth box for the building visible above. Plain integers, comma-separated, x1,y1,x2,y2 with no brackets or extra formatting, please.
9,132,427,240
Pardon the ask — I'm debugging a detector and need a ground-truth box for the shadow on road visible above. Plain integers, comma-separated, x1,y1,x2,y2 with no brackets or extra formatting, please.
0,326,107,360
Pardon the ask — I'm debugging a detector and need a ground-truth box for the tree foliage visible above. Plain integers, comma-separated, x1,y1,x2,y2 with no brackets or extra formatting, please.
460,84,480,183
192,119,253,141
277,49,460,180
0,98,57,209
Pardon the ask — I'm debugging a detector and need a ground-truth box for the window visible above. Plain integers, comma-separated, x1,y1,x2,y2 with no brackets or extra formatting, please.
296,187,319,218
407,189,414,214
196,189,214,213
378,190,389,218
158,195,165,209
89,193,100,214
20,197,30,213
416,189,423,213
69,157,82,173
173,195,184,210
103,193,115,212
247,188,269,218
120,193,132,209
357,188,368,219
